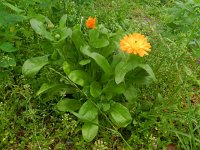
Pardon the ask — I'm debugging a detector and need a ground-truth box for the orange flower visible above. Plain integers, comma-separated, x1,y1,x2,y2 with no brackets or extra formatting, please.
86,17,96,29
120,33,151,57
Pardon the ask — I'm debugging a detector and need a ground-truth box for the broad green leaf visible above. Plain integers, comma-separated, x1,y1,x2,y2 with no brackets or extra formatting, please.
22,55,49,77
72,27,86,50
109,102,132,128
111,53,122,67
123,85,137,103
61,28,72,39
79,59,91,66
130,68,154,85
81,46,112,75
115,59,139,84
36,83,66,96
89,29,99,40
63,61,70,75
57,98,81,112
59,14,68,28
56,28,72,42
30,19,54,41
103,80,125,95
100,41,117,57
90,38,109,49
89,29,109,48
54,40,73,61
68,70,92,86
0,42,17,52
90,81,102,98
58,40,78,63
30,19,45,34
82,117,98,142
138,64,156,82
79,100,98,121
0,54,16,68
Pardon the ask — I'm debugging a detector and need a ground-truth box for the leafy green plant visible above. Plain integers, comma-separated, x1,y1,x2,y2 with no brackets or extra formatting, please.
22,15,156,145
164,0,200,58
0,2,28,83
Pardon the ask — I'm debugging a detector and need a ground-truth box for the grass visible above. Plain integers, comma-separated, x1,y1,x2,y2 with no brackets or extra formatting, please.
0,0,200,149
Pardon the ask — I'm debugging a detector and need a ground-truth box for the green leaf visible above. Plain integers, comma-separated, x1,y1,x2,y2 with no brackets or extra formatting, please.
30,19,54,41
82,117,98,142
123,85,137,103
0,42,17,52
3,2,24,13
130,68,154,85
115,58,139,84
36,83,66,96
72,27,86,50
30,19,45,34
101,41,117,57
109,102,132,128
79,100,98,121
62,28,72,39
89,29,99,40
68,70,92,86
90,81,102,98
63,61,70,75
22,55,49,77
54,40,76,61
57,98,81,112
57,28,72,42
81,45,112,75
138,64,156,82
103,80,125,95
89,29,109,48
79,59,91,66
59,14,68,28
0,54,16,68
91,38,109,49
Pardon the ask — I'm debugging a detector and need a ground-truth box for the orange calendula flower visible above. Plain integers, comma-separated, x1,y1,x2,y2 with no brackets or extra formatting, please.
120,33,151,57
86,17,96,29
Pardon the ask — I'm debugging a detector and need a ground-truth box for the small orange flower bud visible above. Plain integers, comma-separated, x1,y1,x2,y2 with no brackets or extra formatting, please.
86,17,96,29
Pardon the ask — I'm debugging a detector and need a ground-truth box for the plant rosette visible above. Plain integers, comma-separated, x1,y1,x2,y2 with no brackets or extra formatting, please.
22,15,156,143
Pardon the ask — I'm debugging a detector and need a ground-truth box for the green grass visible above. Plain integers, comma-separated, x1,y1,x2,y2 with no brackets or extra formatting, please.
0,0,200,149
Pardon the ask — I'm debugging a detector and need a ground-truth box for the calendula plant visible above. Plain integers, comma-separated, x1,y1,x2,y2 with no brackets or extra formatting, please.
22,15,156,145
